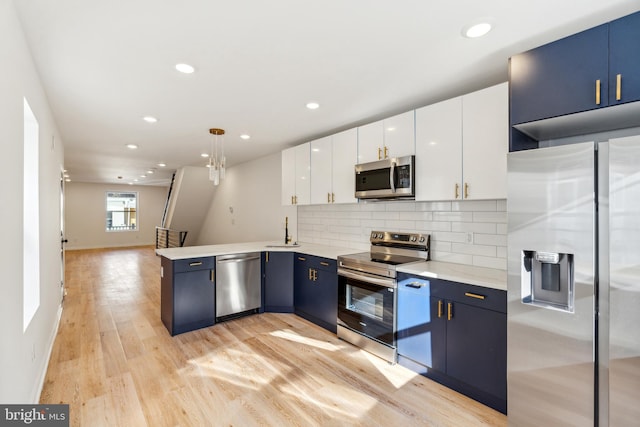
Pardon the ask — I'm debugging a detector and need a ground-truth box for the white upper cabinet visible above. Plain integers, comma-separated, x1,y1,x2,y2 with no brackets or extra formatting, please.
310,136,332,204
331,128,358,204
415,82,508,201
462,83,508,200
281,143,310,205
384,110,415,159
357,110,415,163
357,120,384,163
310,129,358,205
415,97,463,201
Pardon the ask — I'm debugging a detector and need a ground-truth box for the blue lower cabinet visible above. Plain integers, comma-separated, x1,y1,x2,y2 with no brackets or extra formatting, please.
294,254,338,333
397,273,507,414
161,256,216,336
263,251,294,313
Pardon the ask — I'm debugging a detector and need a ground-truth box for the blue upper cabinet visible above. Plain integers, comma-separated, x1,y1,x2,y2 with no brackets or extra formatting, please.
509,24,609,126
609,12,640,105
509,11,640,151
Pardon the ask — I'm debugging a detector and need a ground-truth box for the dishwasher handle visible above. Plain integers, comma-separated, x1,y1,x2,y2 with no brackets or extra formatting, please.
216,254,261,263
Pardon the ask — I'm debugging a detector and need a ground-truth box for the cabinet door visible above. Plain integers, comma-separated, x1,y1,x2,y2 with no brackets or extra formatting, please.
384,110,415,158
294,256,313,315
415,97,462,201
173,269,215,334
281,147,296,205
509,24,609,125
609,11,640,105
310,137,332,205
312,267,338,333
462,83,508,200
331,128,358,204
445,301,507,400
357,120,384,163
294,143,310,205
263,252,294,312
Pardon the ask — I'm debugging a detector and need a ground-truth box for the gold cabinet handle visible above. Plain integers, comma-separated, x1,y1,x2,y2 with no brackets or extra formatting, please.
464,292,486,300
314,269,318,281
189,261,203,267
298,256,306,261
437,300,443,318
320,261,330,266
455,183,460,199
295,195,298,205
331,193,335,203
384,146,389,159
265,252,269,263
447,302,453,321
308,268,313,281
616,74,622,101
378,147,382,160
464,182,469,199
327,193,331,203
596,79,601,105
210,270,215,282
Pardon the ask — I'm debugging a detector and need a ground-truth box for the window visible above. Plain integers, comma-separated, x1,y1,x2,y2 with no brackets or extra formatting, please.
106,191,138,231
23,98,40,331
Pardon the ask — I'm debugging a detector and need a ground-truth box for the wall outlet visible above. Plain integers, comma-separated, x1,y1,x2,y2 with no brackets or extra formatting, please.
466,232,474,244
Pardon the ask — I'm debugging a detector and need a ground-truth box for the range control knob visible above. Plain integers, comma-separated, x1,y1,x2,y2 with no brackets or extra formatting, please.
419,236,425,242
377,233,383,239
410,236,417,242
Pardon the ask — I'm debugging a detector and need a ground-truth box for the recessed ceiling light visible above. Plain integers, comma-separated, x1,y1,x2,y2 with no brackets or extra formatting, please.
147,170,154,174
126,144,138,149
128,182,134,185
306,102,320,110
240,134,251,140
157,163,166,167
463,22,492,38
201,153,209,158
143,116,157,123
133,179,139,182
65,178,71,182
175,63,195,74
63,174,70,178
140,175,146,178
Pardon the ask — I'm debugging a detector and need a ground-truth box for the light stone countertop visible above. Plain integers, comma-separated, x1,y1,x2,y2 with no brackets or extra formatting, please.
397,260,507,291
157,241,506,291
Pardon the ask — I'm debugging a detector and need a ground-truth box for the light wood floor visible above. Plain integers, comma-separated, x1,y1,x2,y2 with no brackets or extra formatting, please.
40,246,507,427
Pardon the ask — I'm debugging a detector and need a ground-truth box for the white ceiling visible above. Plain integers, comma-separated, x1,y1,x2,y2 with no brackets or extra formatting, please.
14,1,639,186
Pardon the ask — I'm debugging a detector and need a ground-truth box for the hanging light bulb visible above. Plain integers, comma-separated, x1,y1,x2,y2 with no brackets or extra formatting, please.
209,128,225,186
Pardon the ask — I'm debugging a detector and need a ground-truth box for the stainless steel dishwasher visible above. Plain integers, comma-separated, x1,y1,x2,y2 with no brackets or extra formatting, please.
215,252,262,320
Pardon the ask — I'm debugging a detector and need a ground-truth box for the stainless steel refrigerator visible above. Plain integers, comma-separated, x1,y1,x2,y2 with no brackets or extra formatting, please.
507,136,640,426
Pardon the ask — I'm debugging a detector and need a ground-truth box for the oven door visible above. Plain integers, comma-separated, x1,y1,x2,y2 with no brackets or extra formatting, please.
337,269,396,346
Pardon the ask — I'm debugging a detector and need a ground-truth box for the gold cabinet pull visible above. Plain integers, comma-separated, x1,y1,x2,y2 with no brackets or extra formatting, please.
320,261,330,266
437,300,443,318
210,270,215,282
308,268,313,281
378,147,382,160
189,261,203,267
455,183,460,199
464,292,486,300
327,193,331,203
295,195,298,205
384,146,389,159
616,74,622,101
331,193,335,203
298,256,306,261
464,182,469,199
447,302,453,321
291,195,294,205
265,252,269,263
596,79,601,105
314,269,318,281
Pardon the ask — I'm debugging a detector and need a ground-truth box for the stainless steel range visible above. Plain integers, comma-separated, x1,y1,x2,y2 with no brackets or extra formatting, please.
337,231,430,363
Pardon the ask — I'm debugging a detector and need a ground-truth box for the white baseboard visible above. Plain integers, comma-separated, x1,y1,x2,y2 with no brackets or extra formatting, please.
32,304,63,403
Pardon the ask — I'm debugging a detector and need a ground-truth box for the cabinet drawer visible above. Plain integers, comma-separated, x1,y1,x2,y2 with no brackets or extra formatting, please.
432,279,506,313
295,254,336,272
173,257,215,273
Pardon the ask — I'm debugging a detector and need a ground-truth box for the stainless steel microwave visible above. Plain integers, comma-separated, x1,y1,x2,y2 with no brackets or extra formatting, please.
355,155,415,200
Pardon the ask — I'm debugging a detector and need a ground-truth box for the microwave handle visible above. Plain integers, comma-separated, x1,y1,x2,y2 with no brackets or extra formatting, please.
390,161,396,193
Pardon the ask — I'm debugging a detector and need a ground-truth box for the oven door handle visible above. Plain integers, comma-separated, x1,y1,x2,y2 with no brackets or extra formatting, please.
338,268,396,289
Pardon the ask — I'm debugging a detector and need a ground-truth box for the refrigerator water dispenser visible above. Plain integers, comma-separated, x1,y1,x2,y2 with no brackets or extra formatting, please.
521,250,574,312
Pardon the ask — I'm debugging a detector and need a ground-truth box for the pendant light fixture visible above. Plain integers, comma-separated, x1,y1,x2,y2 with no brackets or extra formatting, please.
208,128,226,186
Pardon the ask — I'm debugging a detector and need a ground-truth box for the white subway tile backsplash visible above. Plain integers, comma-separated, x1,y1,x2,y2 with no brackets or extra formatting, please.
298,198,507,270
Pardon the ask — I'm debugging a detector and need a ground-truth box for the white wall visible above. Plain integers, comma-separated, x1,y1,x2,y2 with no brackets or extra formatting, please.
0,0,66,403
299,199,507,270
197,152,296,244
65,182,168,250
